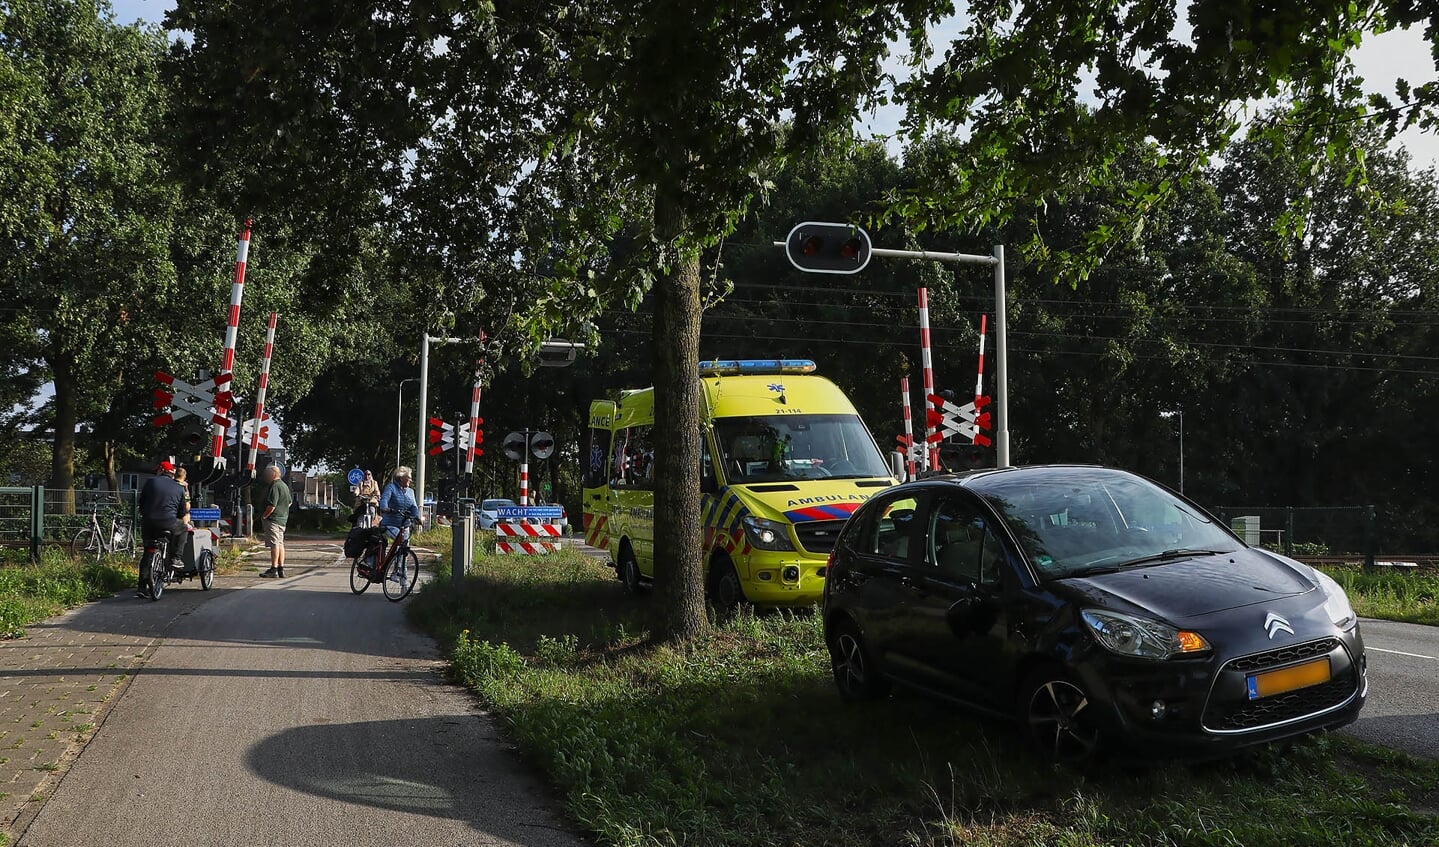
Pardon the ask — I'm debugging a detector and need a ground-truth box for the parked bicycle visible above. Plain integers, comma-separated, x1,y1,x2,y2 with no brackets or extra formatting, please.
349,522,420,601
72,502,135,560
139,529,216,600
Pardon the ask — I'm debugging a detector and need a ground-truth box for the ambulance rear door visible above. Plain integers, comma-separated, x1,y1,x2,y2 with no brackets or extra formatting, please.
582,400,617,553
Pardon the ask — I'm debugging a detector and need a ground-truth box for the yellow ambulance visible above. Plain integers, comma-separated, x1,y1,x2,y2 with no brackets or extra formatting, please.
582,359,896,606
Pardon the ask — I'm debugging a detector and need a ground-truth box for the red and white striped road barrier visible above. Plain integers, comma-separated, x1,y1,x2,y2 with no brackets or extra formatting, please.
211,219,252,457
246,311,278,475
466,378,482,473
494,521,563,554
899,376,918,480
918,288,938,470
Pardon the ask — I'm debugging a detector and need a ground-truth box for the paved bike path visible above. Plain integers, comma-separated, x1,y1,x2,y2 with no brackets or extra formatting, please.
9,546,587,847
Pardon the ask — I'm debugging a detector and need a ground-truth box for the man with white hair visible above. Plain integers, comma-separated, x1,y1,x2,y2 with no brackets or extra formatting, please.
259,464,292,578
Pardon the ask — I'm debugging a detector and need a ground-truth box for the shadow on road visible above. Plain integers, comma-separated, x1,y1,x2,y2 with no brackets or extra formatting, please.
245,715,585,845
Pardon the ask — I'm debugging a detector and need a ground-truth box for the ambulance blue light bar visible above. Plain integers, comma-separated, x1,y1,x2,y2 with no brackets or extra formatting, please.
698,359,817,376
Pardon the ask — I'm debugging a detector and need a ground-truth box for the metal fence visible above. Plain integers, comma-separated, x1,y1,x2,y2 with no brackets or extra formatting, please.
0,487,139,559
1216,505,1375,565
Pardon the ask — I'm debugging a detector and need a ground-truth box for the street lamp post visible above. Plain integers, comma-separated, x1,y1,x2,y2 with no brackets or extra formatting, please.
416,334,461,525
1162,410,1184,494
396,377,418,471
1177,411,1185,494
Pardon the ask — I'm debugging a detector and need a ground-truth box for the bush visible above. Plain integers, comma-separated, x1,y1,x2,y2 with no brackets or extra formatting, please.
0,549,134,639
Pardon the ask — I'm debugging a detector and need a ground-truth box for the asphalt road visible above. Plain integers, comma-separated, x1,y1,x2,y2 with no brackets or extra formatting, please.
17,553,587,847
1342,618,1439,759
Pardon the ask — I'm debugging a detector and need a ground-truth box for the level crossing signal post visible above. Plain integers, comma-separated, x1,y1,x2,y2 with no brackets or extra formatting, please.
779,226,1010,467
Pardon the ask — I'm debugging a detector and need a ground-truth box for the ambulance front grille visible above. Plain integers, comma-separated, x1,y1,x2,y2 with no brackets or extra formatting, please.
794,520,846,555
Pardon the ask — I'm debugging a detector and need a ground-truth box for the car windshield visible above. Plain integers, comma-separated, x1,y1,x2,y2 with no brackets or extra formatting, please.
481,499,516,512
713,414,891,483
969,467,1243,580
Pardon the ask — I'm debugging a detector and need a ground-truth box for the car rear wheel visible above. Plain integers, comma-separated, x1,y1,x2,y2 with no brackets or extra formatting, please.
828,619,891,701
617,544,641,594
1021,668,1102,764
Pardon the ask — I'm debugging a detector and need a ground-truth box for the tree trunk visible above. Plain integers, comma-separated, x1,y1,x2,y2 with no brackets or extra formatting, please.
50,353,78,514
649,188,709,641
102,439,119,495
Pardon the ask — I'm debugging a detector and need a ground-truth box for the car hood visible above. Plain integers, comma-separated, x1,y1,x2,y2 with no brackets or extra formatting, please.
1059,548,1317,620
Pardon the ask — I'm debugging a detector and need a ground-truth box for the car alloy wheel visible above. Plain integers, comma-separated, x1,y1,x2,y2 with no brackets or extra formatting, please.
828,621,891,701
1023,671,1101,763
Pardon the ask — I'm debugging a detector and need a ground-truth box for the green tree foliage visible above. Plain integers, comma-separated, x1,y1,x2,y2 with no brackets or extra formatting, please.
0,0,193,506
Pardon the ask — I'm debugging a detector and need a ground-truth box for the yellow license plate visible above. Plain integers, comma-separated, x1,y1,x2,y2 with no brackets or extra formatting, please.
1247,657,1331,700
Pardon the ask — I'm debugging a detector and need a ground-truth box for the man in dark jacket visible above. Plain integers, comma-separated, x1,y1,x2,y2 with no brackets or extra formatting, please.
137,460,190,598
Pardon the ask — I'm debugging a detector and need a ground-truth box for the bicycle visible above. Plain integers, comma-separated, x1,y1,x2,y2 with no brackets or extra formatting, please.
349,521,420,601
139,529,216,600
72,502,135,560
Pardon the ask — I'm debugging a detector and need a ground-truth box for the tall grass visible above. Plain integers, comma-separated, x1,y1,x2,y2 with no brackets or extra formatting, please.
0,548,134,639
410,548,1439,847
1321,566,1439,626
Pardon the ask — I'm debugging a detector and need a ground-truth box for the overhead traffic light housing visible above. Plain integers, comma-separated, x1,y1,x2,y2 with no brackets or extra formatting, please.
784,222,872,275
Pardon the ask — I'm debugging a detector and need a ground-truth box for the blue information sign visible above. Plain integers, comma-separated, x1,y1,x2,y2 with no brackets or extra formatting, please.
347,467,364,486
496,506,563,520
190,508,222,522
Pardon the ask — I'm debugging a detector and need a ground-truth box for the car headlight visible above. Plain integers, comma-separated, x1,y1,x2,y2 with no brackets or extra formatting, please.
741,516,795,551
1081,609,1210,660
1314,569,1358,630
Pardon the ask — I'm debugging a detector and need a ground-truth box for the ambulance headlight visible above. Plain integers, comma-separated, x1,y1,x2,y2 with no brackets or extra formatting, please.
741,516,795,551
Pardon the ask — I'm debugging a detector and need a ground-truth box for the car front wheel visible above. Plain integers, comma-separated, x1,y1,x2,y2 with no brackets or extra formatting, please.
828,619,891,701
1021,668,1103,764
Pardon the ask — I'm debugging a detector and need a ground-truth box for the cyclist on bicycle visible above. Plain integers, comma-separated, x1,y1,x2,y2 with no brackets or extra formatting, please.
379,466,421,538
353,469,381,528
137,460,189,599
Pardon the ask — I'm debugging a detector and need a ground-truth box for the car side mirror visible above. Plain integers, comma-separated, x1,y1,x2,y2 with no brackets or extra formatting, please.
700,474,717,495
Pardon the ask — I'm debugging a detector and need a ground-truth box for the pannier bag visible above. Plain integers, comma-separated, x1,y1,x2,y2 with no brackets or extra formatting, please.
343,526,385,558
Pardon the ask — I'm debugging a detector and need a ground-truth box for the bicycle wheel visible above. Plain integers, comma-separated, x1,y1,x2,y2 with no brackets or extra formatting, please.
349,555,371,594
149,546,165,600
114,522,136,556
198,550,216,590
382,548,420,601
71,528,99,559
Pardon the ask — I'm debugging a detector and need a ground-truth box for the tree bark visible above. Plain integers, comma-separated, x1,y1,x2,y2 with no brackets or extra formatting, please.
649,187,709,641
49,352,78,514
102,439,119,495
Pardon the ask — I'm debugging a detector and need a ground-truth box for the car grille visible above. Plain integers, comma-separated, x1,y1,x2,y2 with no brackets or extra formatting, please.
1203,638,1357,732
1225,638,1338,673
793,520,846,555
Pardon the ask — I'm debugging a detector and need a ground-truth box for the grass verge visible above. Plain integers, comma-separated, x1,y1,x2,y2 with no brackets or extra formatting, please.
1321,566,1439,626
410,547,1439,846
0,548,134,639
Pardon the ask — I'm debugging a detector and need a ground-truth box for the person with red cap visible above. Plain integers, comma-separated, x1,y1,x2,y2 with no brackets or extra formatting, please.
136,459,190,598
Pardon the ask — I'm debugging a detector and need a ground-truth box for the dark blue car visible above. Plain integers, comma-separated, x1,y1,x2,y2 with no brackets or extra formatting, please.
822,465,1367,762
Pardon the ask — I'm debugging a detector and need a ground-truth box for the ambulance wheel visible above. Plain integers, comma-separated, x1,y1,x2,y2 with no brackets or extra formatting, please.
617,543,641,594
708,555,745,612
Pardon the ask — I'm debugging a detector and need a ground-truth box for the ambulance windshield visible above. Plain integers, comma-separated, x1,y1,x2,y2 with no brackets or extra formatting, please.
713,414,890,484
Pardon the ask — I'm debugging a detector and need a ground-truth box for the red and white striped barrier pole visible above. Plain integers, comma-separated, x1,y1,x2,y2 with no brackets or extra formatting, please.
973,314,988,444
900,377,917,481
246,311,278,475
918,288,938,470
211,218,251,458
519,460,529,506
465,378,481,474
